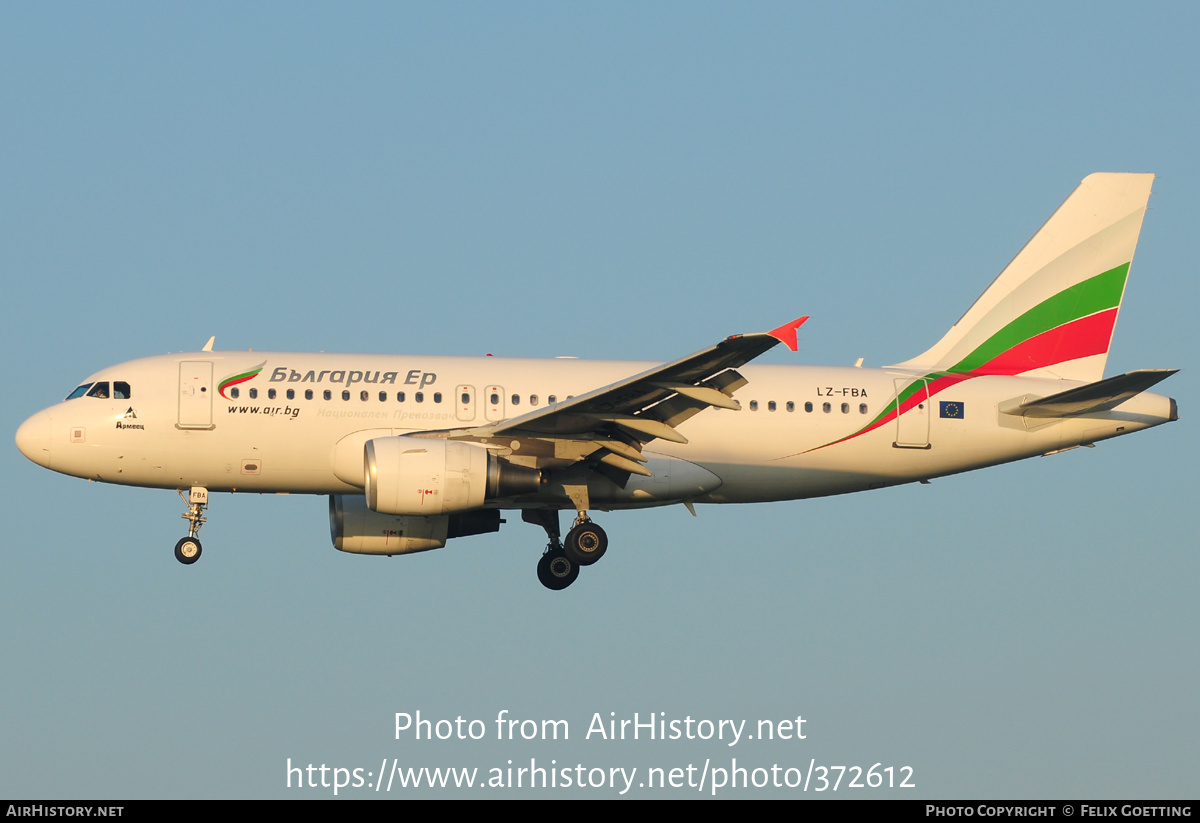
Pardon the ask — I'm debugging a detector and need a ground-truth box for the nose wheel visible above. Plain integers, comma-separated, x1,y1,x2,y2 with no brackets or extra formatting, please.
175,486,209,566
174,536,202,565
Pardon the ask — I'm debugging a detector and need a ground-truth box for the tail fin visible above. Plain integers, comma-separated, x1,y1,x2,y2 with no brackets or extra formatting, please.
891,173,1154,382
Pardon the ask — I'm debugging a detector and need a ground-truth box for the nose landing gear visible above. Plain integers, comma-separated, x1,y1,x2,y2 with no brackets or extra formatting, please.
175,486,208,566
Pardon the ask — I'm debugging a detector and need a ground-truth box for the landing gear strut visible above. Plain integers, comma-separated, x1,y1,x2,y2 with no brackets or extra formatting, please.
560,483,607,568
524,509,576,590
175,486,208,565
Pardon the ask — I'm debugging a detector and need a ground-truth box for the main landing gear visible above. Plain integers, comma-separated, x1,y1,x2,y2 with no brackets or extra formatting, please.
174,486,208,565
524,506,609,591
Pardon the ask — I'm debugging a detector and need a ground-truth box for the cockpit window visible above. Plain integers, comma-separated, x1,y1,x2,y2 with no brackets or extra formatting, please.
67,380,131,400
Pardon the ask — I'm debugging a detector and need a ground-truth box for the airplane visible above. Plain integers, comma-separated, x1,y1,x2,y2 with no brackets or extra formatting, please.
15,173,1178,590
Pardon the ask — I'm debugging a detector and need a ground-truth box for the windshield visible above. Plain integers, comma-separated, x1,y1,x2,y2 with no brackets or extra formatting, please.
65,380,131,400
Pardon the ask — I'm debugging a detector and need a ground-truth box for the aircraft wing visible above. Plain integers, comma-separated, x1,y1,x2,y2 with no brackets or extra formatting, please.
415,317,807,477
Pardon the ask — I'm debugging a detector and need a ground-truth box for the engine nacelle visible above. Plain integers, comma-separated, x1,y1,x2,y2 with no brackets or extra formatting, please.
364,436,540,516
329,495,503,555
330,494,448,555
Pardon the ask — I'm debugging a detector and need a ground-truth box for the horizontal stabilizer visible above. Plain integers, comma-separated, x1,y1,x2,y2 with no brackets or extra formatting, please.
1000,369,1177,418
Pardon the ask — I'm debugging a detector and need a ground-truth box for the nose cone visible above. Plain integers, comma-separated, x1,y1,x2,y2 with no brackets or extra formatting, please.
15,410,52,468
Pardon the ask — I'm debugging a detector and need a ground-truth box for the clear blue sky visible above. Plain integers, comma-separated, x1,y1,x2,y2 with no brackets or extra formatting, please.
2,3,1196,798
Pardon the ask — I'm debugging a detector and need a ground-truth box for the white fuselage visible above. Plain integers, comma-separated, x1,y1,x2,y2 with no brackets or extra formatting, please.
15,350,1176,511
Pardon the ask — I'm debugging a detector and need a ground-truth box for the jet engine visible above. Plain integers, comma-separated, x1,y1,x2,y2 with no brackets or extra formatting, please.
363,436,541,516
330,494,502,555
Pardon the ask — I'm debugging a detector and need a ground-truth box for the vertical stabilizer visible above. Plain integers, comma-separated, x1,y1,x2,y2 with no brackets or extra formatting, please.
891,173,1153,382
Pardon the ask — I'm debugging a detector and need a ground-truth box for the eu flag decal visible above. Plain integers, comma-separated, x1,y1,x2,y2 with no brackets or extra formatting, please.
939,401,965,419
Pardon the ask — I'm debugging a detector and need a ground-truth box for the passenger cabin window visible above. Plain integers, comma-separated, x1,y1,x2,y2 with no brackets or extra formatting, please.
749,400,758,411
268,389,276,400
433,392,442,403
305,389,313,400
511,394,519,406
287,389,295,400
230,388,239,399
342,390,350,401
415,392,424,403
360,391,369,401
530,395,539,406
249,388,258,399
323,390,332,400
379,391,387,402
